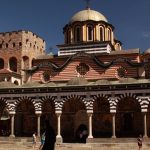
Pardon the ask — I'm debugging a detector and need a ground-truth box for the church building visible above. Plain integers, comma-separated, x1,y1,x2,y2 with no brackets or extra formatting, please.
0,6,150,143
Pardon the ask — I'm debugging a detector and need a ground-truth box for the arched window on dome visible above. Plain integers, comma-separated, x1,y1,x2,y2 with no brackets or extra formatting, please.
107,28,112,41
74,26,81,43
100,26,105,41
87,25,94,41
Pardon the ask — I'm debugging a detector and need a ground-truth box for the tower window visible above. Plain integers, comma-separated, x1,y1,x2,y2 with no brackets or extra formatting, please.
13,43,15,47
67,29,71,44
19,42,22,47
74,26,81,43
6,43,8,48
87,25,93,41
107,28,111,41
100,26,104,41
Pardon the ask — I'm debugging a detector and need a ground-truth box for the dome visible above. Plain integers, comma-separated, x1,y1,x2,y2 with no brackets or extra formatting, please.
70,8,108,23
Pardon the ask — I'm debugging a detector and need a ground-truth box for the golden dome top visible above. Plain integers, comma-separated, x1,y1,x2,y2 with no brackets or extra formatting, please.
70,8,108,23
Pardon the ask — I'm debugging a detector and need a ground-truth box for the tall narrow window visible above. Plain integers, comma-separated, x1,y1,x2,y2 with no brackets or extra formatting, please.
9,57,17,72
67,29,71,44
107,28,111,41
6,43,8,48
0,58,4,69
87,25,93,41
75,26,81,42
13,42,15,48
100,27,104,41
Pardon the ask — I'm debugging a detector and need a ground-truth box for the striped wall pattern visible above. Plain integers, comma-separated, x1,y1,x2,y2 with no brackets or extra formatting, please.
31,55,139,82
1,94,150,115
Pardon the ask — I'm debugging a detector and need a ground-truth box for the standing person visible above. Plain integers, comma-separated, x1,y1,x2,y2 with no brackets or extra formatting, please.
39,131,45,150
32,132,37,149
42,120,56,150
137,134,143,150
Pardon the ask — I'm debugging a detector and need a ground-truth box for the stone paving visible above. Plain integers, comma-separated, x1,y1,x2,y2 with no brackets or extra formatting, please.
0,137,150,150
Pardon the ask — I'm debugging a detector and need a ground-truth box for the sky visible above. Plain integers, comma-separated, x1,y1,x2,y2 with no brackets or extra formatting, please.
0,0,150,54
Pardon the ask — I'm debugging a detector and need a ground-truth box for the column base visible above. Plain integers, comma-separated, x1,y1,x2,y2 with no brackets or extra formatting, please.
9,134,15,138
143,135,148,139
86,136,93,143
56,136,63,143
111,135,116,138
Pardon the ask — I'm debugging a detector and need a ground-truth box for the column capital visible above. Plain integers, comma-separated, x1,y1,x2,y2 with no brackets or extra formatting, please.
55,110,62,115
35,111,42,115
141,109,148,113
87,110,93,114
110,111,116,114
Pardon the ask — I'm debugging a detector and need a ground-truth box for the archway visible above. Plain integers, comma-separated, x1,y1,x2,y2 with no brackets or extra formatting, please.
93,97,111,137
9,57,17,72
15,100,36,136
0,101,10,136
22,56,29,69
61,98,87,143
116,97,143,137
41,100,56,134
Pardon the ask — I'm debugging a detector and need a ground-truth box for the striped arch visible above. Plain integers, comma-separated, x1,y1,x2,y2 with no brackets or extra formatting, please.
117,93,141,110
92,94,110,112
61,94,85,111
14,96,35,112
40,95,56,111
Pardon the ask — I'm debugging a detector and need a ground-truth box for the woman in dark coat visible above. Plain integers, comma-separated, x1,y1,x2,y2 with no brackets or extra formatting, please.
42,120,56,150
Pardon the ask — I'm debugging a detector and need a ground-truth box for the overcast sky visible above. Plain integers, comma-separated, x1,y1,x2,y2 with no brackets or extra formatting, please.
0,0,150,54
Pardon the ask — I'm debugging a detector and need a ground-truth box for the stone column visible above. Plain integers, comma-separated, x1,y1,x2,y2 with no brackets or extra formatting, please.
143,113,148,138
56,111,62,143
35,111,42,137
9,112,15,138
111,113,116,138
87,111,93,139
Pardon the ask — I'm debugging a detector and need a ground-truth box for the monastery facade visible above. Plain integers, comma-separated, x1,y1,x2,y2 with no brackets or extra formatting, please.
0,6,150,143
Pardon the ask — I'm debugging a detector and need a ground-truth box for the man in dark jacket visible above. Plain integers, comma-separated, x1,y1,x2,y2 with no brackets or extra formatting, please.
42,120,56,150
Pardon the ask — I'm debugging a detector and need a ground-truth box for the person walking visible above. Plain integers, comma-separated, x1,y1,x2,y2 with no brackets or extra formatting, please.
39,131,45,150
32,132,37,149
137,134,143,150
42,120,56,150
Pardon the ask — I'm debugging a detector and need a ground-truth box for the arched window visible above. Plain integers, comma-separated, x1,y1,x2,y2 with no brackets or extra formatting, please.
23,56,29,69
74,26,81,42
0,58,4,69
13,42,15,48
9,57,17,72
87,25,93,41
100,26,104,41
107,28,111,41
6,43,8,48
